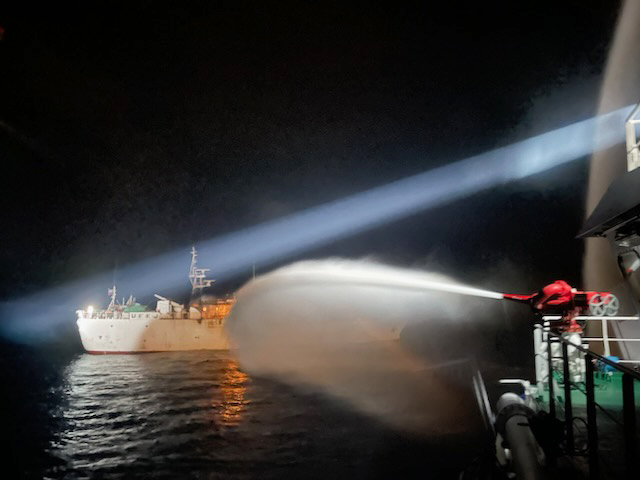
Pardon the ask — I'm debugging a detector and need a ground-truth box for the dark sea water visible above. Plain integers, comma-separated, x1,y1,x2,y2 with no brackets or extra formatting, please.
2,344,492,480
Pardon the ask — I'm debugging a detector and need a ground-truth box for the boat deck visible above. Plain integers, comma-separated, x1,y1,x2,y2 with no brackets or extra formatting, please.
537,371,640,479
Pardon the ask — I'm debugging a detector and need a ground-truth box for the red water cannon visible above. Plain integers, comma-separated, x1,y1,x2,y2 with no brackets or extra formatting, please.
502,280,619,333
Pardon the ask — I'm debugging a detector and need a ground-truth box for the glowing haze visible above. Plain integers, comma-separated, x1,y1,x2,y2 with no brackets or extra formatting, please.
0,105,632,344
227,259,496,434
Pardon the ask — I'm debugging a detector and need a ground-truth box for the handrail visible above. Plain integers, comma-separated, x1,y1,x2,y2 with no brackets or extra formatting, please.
582,338,640,341
546,331,638,478
542,315,639,320
542,314,640,359
549,332,640,381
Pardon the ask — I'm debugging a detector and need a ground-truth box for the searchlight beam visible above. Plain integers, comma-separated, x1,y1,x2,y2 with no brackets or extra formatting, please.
0,105,633,343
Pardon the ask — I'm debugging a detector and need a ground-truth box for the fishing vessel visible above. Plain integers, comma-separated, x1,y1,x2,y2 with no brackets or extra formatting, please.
76,248,233,353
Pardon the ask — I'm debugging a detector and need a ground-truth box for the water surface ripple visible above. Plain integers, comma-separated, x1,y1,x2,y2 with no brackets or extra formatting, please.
5,349,480,479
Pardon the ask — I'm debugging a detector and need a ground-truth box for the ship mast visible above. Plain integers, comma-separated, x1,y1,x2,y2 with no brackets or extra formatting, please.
189,247,214,303
107,285,117,310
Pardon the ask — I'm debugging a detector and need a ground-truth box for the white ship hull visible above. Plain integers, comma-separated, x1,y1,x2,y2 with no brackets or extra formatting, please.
77,314,229,353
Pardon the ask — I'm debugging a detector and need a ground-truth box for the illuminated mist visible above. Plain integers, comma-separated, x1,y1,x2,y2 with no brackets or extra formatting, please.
226,259,503,434
0,105,632,344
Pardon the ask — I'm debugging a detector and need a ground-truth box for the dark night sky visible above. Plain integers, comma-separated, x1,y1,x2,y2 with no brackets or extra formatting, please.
0,1,623,300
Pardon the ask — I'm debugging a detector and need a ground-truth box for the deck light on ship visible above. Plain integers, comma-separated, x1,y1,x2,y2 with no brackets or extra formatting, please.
87,305,94,316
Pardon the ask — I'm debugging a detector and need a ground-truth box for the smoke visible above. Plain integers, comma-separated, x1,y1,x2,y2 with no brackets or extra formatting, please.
227,258,501,435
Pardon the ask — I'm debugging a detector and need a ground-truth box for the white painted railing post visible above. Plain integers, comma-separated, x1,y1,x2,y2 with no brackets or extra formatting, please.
602,317,611,357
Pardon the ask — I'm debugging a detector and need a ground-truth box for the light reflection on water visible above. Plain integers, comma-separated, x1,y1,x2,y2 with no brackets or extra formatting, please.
48,351,256,477
30,350,481,479
217,364,248,426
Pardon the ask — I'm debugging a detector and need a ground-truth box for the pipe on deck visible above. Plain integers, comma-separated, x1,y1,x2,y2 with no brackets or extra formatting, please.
495,393,546,480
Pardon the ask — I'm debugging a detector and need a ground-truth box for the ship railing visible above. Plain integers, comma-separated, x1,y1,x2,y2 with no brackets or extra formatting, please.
81,311,126,320
80,310,206,320
80,311,164,320
543,330,640,479
542,315,640,362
